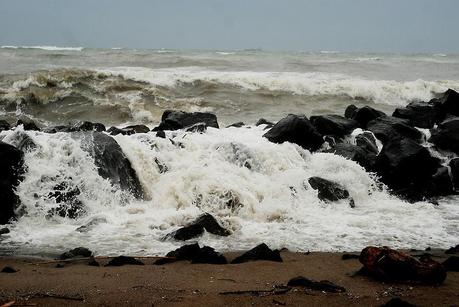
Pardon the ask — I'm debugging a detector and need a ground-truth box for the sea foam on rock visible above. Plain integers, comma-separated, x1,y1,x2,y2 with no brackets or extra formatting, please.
166,213,231,241
154,110,219,131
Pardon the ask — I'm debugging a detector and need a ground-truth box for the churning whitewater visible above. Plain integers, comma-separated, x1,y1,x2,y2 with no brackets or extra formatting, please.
1,47,459,256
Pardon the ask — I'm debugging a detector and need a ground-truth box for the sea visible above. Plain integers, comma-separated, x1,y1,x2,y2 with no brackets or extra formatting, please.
1,45,458,256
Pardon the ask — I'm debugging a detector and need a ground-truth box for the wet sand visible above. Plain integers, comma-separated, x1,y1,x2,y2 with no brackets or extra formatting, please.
0,251,458,306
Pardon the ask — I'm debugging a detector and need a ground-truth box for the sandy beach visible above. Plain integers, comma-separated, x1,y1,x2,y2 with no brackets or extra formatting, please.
1,250,458,306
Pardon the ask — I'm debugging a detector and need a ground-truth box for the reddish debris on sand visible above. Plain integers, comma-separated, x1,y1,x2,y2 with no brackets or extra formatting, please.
359,246,446,285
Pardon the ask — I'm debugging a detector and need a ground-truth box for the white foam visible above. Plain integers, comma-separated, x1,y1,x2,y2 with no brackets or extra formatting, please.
98,66,459,107
1,45,83,51
1,127,458,256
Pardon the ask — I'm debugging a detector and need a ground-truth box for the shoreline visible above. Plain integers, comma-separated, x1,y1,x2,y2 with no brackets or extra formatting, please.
1,249,458,306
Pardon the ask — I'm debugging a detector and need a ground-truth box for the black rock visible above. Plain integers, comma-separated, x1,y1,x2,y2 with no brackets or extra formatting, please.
287,276,346,293
349,106,386,128
87,132,143,198
381,298,416,307
450,159,459,190
70,121,106,132
366,116,424,145
154,110,219,131
88,257,100,267
445,244,459,254
344,104,358,119
16,118,40,131
4,131,37,152
308,177,354,207
374,138,442,200
430,166,454,196
325,143,376,171
256,118,274,127
168,213,231,241
167,243,201,260
355,132,379,154
0,120,11,131
123,124,150,134
263,114,324,152
76,217,107,233
310,115,358,139
0,141,24,224
0,227,10,235
433,88,459,120
47,182,84,219
227,122,245,128
429,117,459,154
154,158,168,173
106,256,144,266
1,266,17,273
190,246,227,264
393,101,439,129
43,125,72,134
342,253,360,260
442,256,459,271
107,126,135,136
59,247,93,260
185,122,207,133
231,243,283,264
156,130,166,138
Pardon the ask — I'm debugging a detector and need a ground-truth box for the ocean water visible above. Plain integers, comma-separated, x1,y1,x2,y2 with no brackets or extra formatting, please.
1,46,459,256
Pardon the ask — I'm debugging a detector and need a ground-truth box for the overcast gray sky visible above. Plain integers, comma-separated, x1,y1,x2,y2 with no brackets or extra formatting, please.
0,0,458,53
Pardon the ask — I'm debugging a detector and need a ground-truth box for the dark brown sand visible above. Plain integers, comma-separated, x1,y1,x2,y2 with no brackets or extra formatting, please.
0,251,458,306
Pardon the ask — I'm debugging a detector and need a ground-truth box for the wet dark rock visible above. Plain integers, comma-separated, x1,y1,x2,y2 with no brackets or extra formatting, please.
168,213,231,241
256,118,274,127
16,118,40,131
429,117,459,154
342,253,360,260
154,110,219,131
344,104,358,119
0,120,11,131
359,246,447,285
47,183,85,219
107,126,135,136
0,141,24,224
216,142,255,170
167,243,201,260
263,114,324,152
325,143,376,171
324,135,336,147
154,157,168,173
374,138,442,201
355,132,379,154
88,257,100,267
287,276,346,293
308,177,354,207
5,131,37,152
123,124,150,134
366,116,423,145
381,298,416,307
432,88,459,120
76,217,107,233
156,130,166,138
59,247,93,260
450,159,459,190
442,256,459,271
106,256,144,266
393,101,439,129
227,122,245,128
310,115,358,139
429,167,454,196
70,121,106,132
231,243,282,264
0,227,10,235
349,106,386,128
43,125,71,134
1,266,17,273
190,246,227,264
185,122,207,133
445,244,459,254
89,132,143,198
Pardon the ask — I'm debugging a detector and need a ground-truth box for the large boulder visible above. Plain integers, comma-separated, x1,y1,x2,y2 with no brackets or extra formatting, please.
310,115,358,139
359,246,446,285
0,142,24,224
325,143,376,171
429,117,459,154
308,177,355,207
366,116,423,145
81,132,143,198
355,132,379,154
431,89,459,120
155,243,228,265
393,101,439,129
107,124,150,136
16,118,40,131
166,213,231,241
346,106,386,128
263,114,324,152
154,110,219,131
374,138,442,200
231,243,282,264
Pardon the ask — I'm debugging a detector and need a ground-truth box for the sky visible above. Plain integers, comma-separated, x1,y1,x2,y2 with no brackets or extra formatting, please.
0,0,458,53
